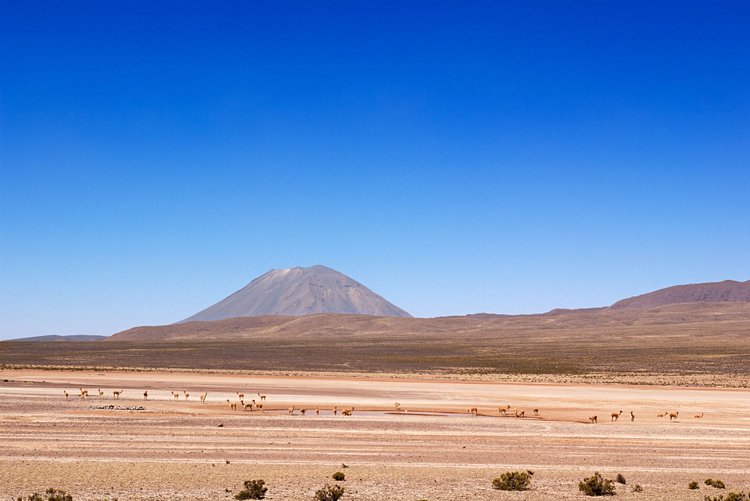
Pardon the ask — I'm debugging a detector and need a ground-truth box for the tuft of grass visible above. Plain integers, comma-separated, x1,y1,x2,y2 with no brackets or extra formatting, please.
314,484,344,501
331,472,345,481
690,482,700,490
492,470,533,491
704,493,749,501
17,488,73,501
235,479,267,500
579,472,616,496
706,479,727,489
632,484,643,493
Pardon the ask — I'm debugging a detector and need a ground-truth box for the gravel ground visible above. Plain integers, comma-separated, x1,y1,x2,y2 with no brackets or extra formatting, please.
1,369,749,500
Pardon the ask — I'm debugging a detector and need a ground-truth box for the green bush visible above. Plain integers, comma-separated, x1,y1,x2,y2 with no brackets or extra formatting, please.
17,488,73,501
690,482,700,490
492,470,533,491
332,471,345,481
616,473,627,485
579,472,616,496
704,493,749,501
314,484,344,501
235,479,267,500
706,479,727,489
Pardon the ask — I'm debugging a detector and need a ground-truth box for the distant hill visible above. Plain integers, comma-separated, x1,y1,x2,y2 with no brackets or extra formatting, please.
180,265,411,322
108,276,750,342
111,302,750,342
611,279,750,310
6,335,107,342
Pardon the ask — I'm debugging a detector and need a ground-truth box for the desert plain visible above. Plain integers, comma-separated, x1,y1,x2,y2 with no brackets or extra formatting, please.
1,368,749,500
2,305,750,499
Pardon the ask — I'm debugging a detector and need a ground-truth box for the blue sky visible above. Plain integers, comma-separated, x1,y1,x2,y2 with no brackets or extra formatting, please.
1,1,748,338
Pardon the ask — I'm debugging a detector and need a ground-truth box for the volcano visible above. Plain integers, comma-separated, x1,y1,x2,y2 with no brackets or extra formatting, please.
180,265,411,322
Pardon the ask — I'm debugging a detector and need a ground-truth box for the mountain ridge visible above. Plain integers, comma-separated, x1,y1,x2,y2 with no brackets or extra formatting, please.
5,335,107,342
105,275,750,341
110,302,750,341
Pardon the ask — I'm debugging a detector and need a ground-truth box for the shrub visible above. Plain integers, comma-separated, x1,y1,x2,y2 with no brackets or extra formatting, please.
704,493,749,501
314,484,344,501
632,484,643,493
616,473,627,485
706,479,727,489
492,470,533,491
579,472,616,496
332,472,345,481
690,482,700,490
17,488,73,501
235,479,267,500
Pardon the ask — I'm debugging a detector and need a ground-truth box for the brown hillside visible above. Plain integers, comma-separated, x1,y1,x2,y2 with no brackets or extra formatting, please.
611,279,750,309
5,302,748,379
110,302,750,342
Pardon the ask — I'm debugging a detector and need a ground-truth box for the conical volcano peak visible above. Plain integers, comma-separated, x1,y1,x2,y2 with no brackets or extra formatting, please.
180,265,411,322
267,265,335,277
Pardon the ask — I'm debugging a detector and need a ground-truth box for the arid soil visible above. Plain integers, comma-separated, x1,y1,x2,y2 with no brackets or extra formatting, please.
1,369,748,500
4,304,750,385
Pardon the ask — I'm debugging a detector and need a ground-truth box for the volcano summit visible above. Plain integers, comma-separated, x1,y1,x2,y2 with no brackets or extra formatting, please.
180,265,411,322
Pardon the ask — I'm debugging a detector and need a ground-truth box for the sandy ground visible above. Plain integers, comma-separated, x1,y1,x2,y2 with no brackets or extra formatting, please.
1,369,749,500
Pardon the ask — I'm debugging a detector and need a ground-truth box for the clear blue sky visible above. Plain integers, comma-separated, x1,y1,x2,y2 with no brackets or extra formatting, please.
1,1,748,339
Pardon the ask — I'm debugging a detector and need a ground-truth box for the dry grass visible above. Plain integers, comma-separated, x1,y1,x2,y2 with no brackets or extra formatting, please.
2,303,749,386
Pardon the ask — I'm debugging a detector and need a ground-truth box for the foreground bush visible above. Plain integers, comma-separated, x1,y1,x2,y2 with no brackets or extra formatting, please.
492,470,533,491
706,479,727,489
314,484,344,501
235,479,267,500
579,472,616,496
704,493,749,501
17,488,73,501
